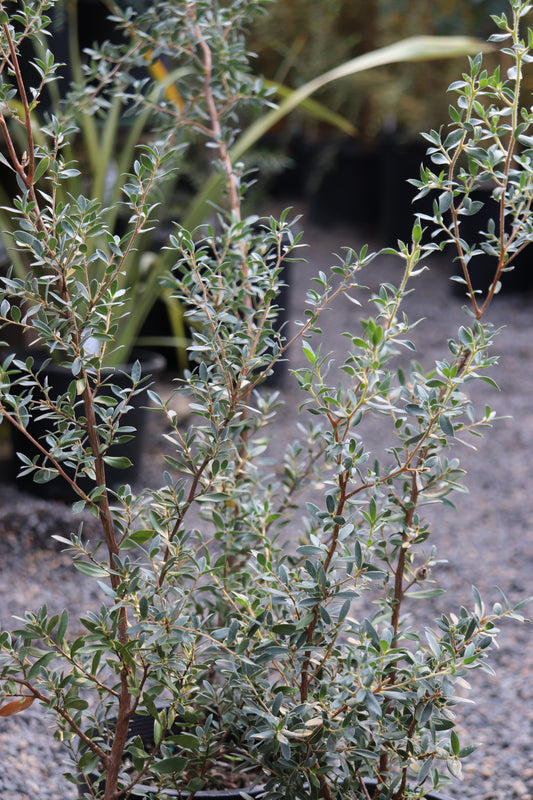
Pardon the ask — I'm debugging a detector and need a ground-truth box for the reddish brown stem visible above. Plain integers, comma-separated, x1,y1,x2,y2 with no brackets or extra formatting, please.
103,667,133,800
13,678,108,761
390,468,419,635
301,471,348,703
1,20,44,224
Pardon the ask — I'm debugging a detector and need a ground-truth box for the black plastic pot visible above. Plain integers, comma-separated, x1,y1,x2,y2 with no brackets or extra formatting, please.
449,186,533,296
377,136,434,244
262,133,318,201
307,140,382,231
81,772,454,800
106,781,265,799
165,789,263,799
364,780,454,800
271,134,433,241
8,349,165,501
79,712,265,799
79,710,456,800
82,782,265,799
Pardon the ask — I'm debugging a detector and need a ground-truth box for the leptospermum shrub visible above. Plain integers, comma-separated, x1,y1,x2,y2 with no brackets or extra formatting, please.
0,1,532,799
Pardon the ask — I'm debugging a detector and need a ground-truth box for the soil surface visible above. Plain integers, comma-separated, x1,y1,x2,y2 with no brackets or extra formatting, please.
1,207,532,799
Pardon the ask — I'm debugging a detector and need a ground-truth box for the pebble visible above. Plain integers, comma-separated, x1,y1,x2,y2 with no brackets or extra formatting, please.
512,781,529,798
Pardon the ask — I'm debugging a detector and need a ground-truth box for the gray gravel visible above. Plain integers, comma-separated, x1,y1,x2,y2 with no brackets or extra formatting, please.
1,209,533,799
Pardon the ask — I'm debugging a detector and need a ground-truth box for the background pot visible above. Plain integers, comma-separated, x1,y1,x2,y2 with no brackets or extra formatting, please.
8,349,165,501
377,135,434,244
449,186,533,296
307,139,382,231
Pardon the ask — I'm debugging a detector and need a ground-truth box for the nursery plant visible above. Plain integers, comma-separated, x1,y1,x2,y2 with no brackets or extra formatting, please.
248,0,505,144
0,2,532,800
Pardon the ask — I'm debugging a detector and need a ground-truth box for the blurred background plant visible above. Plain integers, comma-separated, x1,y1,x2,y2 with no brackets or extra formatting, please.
0,0,495,374
0,0,488,475
0,0,193,371
248,0,511,235
249,0,507,141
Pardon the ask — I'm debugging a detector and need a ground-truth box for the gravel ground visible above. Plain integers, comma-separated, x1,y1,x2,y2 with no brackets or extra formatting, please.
1,208,533,799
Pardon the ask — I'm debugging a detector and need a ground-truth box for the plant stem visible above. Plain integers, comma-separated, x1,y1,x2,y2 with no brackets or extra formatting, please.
391,467,420,635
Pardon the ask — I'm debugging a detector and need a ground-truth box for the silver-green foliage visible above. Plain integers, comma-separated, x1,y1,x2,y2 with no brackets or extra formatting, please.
0,1,532,799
